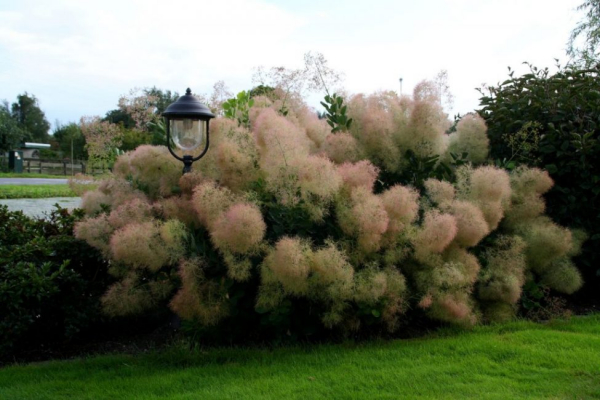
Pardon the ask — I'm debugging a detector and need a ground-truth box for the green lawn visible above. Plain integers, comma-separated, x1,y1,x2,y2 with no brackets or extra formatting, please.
0,184,77,199
1,315,599,400
0,172,71,179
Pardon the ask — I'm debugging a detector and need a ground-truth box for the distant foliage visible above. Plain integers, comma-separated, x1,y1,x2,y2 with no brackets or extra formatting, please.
10,92,50,143
0,102,28,153
477,63,600,289
567,0,600,67
74,82,583,342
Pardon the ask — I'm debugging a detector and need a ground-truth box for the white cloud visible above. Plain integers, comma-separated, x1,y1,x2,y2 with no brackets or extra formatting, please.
0,0,584,126
0,0,306,124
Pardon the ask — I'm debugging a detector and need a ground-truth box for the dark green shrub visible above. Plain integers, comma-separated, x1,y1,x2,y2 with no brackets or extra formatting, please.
477,63,600,293
0,206,111,358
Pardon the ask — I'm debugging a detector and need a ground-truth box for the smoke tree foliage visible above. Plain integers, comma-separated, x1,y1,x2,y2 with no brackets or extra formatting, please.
74,75,583,338
79,116,123,165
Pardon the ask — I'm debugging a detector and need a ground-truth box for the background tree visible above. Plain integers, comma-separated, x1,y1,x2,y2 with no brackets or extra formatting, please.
144,87,179,114
10,93,50,143
120,128,152,151
52,122,87,160
208,81,233,115
248,85,275,98
107,87,179,148
104,108,135,129
0,101,28,153
567,0,600,67
80,116,122,165
477,63,600,296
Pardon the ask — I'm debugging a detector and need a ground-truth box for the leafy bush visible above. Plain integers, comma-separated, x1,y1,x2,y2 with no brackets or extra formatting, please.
73,81,583,343
222,91,254,129
0,206,111,357
477,63,600,291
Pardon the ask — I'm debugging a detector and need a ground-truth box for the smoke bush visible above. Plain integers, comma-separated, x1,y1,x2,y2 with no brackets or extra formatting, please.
353,266,388,304
337,186,389,253
428,292,476,325
503,167,554,228
74,214,113,254
518,217,573,274
308,242,355,327
478,236,527,321
115,145,181,199
447,200,490,247
298,108,330,148
424,179,455,206
348,94,401,172
309,243,354,293
81,190,112,215
102,273,153,317
263,237,312,295
192,181,237,230
446,114,489,163
402,89,449,159
337,160,379,191
216,140,259,191
296,155,342,205
540,258,583,294
381,185,420,240
73,82,584,338
321,132,362,164
156,197,199,228
413,211,458,256
94,178,148,211
211,203,266,254
107,198,153,229
204,118,260,189
110,220,185,272
170,258,230,325
459,166,511,229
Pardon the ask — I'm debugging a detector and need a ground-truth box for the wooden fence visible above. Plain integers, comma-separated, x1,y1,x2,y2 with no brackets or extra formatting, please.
20,158,111,176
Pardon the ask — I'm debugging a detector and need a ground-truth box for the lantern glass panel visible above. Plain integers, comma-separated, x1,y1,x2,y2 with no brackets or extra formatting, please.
170,118,206,152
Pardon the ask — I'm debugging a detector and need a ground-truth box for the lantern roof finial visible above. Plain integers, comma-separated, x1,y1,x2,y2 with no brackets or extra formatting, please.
162,88,215,119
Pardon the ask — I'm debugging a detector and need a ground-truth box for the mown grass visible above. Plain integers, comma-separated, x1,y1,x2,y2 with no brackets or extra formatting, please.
1,315,599,400
0,185,77,199
0,172,71,179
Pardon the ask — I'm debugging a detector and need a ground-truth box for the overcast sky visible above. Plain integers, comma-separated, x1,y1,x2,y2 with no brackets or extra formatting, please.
0,0,583,130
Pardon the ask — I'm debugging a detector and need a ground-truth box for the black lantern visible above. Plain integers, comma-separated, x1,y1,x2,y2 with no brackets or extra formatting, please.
163,88,215,174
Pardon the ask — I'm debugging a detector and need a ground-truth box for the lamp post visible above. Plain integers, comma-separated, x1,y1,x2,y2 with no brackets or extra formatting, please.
162,88,215,174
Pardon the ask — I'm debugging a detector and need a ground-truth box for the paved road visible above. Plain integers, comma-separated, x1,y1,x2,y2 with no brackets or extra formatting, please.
0,197,81,218
0,178,68,185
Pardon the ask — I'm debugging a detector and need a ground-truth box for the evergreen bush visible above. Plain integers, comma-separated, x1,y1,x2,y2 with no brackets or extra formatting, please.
0,206,111,357
477,63,600,293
